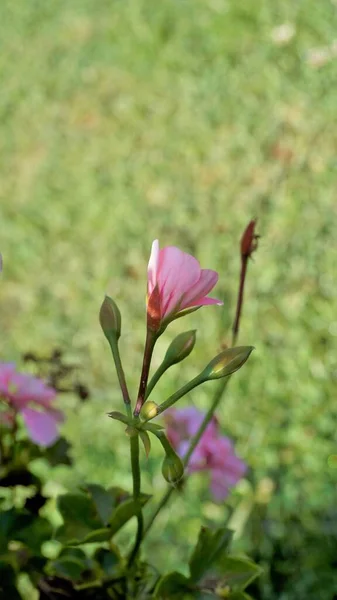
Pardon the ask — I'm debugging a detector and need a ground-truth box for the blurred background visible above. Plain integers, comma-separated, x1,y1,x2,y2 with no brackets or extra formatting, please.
0,0,337,597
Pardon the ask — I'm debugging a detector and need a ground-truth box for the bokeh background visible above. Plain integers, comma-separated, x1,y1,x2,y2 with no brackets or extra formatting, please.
1,0,337,598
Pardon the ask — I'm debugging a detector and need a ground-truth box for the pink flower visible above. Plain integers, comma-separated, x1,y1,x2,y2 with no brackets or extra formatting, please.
165,407,246,501
147,240,222,330
0,363,64,447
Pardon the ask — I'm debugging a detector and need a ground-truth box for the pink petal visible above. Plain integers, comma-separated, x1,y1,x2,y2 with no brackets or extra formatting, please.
21,408,61,447
187,296,223,308
157,247,201,318
147,240,160,295
181,269,219,308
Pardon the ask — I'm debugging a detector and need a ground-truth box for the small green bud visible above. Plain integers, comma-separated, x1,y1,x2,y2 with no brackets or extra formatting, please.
164,330,197,367
140,401,159,421
203,346,254,380
99,295,121,340
161,452,184,485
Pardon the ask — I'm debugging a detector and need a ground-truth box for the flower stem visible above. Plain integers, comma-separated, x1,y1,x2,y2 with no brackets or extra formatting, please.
143,377,230,537
127,432,144,567
145,362,168,400
134,330,157,416
232,258,247,347
145,374,204,421
107,335,132,414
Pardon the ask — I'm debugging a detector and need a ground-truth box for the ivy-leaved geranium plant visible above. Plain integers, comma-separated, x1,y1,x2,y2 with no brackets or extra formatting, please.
0,223,262,599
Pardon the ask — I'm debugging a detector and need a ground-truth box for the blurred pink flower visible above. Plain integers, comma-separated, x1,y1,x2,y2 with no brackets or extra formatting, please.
0,363,63,446
165,407,246,501
147,240,222,330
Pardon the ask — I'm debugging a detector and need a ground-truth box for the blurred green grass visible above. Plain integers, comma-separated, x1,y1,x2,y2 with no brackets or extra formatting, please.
0,0,337,597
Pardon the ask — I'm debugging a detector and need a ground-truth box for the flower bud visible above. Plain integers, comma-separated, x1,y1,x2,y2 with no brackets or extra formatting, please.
99,296,121,340
241,219,259,259
203,346,254,380
161,452,184,485
140,401,158,421
164,330,197,367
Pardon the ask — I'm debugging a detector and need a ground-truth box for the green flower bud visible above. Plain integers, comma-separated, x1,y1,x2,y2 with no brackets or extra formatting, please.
164,330,197,367
99,295,121,340
203,346,254,380
140,401,159,421
161,452,184,485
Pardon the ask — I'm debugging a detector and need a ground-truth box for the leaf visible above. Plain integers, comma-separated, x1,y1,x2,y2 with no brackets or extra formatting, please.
0,561,22,600
107,411,129,425
213,556,262,592
95,547,121,578
141,422,164,433
83,484,126,525
44,437,72,466
14,516,53,554
109,493,152,536
48,549,90,581
139,430,151,458
189,527,233,582
0,508,34,552
155,571,193,599
55,492,107,545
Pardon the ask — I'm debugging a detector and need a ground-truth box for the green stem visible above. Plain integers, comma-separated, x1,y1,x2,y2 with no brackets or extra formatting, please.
143,377,230,537
127,432,144,567
107,334,131,413
134,330,157,416
144,374,204,421
145,362,168,400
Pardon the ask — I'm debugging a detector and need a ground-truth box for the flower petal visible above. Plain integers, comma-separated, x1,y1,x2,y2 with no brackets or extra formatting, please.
21,408,61,447
157,247,201,318
147,240,160,295
180,269,220,308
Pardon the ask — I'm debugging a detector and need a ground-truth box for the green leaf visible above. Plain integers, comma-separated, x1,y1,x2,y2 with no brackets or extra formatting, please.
189,527,233,582
83,484,128,525
109,493,152,536
94,547,121,578
107,411,129,425
14,516,53,554
44,437,72,466
212,556,262,592
0,561,22,600
141,422,164,433
48,549,90,581
0,508,33,552
55,492,107,545
155,571,193,599
139,430,151,458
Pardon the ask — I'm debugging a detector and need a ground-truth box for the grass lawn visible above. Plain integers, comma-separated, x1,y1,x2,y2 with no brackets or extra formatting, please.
0,0,336,597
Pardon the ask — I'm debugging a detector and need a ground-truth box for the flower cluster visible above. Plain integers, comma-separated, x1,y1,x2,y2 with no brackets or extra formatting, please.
165,407,246,501
0,363,63,446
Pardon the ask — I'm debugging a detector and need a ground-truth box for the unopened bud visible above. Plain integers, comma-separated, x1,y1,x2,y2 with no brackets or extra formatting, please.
164,330,197,367
140,401,158,421
203,346,254,380
99,296,121,340
241,220,259,259
161,452,184,485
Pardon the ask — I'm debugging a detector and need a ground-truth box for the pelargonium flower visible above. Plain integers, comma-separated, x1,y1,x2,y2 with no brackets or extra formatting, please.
0,363,63,447
165,407,246,501
147,240,222,330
